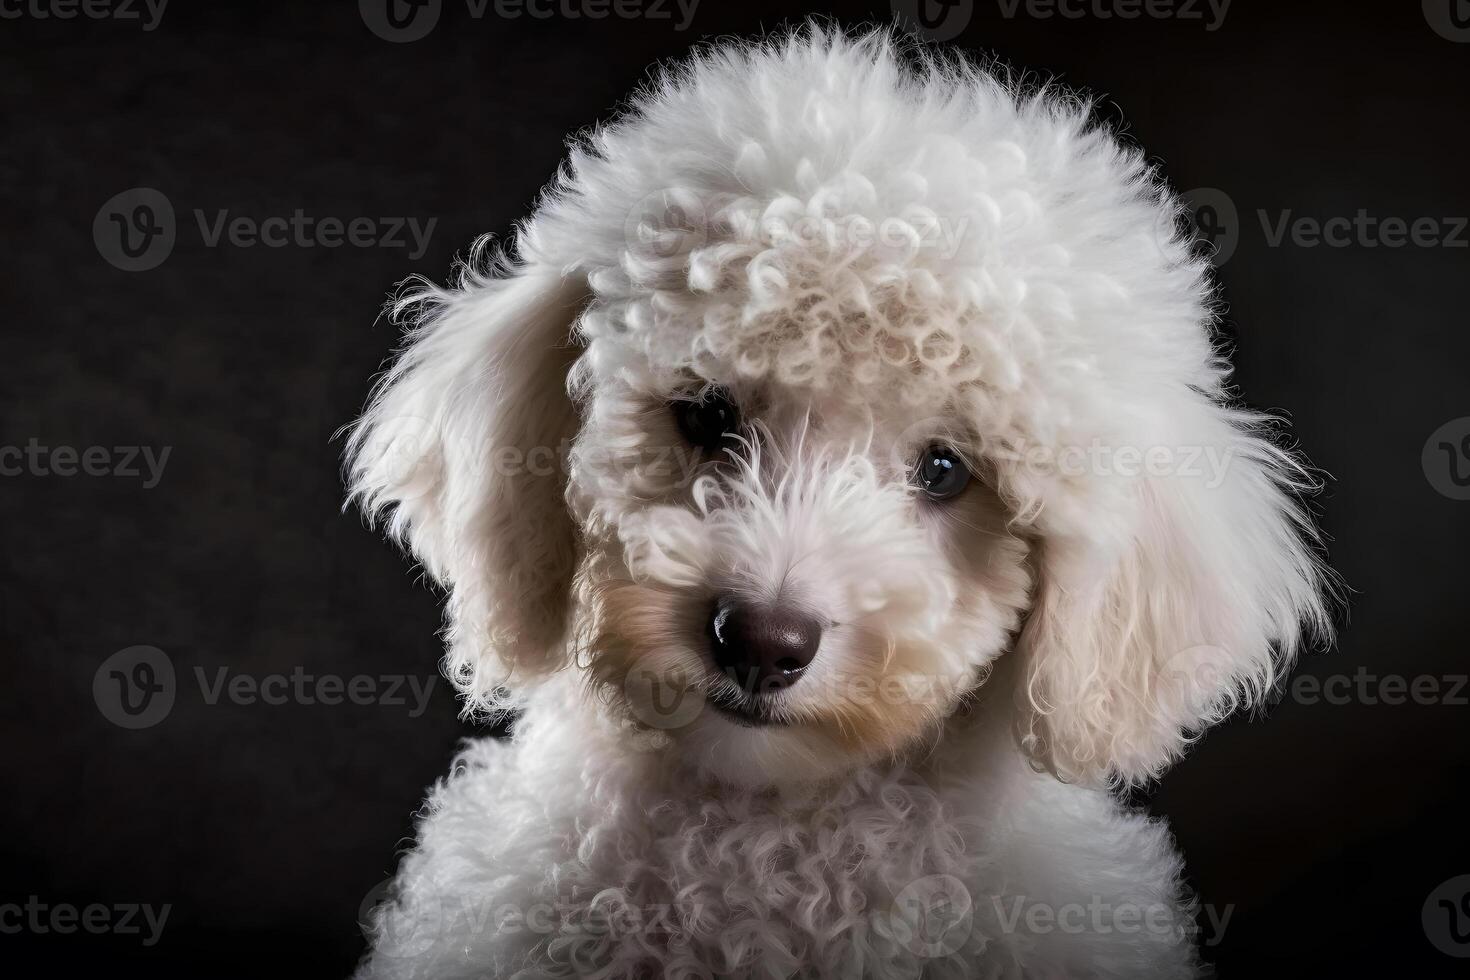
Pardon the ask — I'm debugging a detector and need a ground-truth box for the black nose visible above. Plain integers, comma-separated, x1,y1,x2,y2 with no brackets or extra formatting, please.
707,598,822,695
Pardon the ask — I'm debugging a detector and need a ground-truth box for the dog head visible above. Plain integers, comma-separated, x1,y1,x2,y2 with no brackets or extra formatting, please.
347,30,1332,789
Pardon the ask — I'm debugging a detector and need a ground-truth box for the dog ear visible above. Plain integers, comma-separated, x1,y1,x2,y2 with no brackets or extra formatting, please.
346,246,587,712
1016,398,1334,786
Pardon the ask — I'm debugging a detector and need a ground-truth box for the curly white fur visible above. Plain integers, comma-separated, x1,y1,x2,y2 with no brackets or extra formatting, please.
346,25,1333,979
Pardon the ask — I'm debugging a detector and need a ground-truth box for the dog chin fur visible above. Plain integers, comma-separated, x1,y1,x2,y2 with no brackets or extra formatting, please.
347,24,1333,979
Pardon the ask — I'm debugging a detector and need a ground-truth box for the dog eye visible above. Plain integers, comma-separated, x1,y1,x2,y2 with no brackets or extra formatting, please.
672,389,741,454
915,445,970,500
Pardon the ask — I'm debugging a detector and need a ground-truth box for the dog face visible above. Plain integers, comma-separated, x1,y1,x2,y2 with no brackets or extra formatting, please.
570,371,1033,785
347,31,1331,789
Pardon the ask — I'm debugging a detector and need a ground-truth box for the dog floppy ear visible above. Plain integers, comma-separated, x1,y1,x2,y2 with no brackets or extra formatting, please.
346,243,586,711
1017,396,1334,786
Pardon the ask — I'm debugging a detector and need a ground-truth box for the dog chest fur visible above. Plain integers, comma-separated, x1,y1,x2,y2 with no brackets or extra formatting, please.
359,678,1199,979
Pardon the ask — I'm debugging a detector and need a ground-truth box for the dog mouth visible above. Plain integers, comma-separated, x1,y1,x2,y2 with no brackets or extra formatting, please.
705,687,789,728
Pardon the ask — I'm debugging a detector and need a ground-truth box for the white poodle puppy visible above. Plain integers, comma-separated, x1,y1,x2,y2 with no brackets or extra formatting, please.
347,27,1332,980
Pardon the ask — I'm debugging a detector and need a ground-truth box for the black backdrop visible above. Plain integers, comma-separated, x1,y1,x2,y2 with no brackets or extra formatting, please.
3,0,1468,975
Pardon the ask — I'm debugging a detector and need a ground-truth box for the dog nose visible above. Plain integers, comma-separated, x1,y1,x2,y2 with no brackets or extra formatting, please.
707,599,822,694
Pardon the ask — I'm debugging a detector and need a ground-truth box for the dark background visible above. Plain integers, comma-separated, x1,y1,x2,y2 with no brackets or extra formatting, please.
3,0,1467,975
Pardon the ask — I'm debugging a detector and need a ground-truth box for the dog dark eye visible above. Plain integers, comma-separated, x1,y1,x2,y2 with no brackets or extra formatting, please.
673,389,741,454
915,446,970,500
